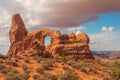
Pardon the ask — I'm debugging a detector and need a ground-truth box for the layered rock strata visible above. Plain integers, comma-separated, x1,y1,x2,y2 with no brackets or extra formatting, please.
7,13,94,59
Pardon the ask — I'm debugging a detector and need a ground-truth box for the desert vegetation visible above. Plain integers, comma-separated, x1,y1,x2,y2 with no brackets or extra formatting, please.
0,54,120,80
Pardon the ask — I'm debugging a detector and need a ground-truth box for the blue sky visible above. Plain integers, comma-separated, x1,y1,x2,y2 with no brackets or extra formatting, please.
82,13,120,34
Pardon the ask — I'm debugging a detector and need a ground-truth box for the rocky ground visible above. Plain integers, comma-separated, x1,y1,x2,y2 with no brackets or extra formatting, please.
0,54,120,80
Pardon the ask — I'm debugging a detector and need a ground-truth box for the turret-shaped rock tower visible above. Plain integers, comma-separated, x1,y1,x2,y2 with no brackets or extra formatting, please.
7,13,94,59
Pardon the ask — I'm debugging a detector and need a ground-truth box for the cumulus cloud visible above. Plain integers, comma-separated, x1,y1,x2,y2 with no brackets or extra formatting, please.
66,26,85,35
108,27,114,32
101,26,114,33
101,26,108,32
89,31,120,51
15,0,120,28
1,0,120,28
68,26,85,31
76,31,81,35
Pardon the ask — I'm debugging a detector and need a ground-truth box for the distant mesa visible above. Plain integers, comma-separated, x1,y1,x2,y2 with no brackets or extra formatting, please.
109,51,120,59
7,13,94,59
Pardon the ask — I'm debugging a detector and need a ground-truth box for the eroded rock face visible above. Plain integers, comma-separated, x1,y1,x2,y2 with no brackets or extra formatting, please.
7,14,94,59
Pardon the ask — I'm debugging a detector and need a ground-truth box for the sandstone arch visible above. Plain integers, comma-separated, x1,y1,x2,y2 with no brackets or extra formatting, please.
7,13,94,59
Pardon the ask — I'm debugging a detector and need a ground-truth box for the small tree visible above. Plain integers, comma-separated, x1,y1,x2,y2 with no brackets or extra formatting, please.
109,61,120,80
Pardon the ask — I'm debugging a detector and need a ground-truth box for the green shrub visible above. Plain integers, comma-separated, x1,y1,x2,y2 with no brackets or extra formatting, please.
109,61,120,80
43,73,57,80
58,70,79,80
1,68,12,74
71,55,80,61
41,61,53,70
36,67,44,74
0,64,6,70
5,73,30,80
101,75,110,80
0,58,3,63
70,62,87,73
22,64,28,71
89,65,97,73
18,73,30,80
5,72,19,80
59,56,68,63
72,61,86,68
25,70,30,74
91,78,98,80
12,69,19,74
62,65,69,70
0,54,7,59
37,58,42,63
79,66,87,73
15,58,19,62
6,61,18,67
24,58,30,63
32,74,41,80
11,61,18,67
66,60,76,66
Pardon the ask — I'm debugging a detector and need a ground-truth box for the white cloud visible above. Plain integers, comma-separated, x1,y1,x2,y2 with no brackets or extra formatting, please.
101,26,108,32
67,26,85,35
101,26,114,33
76,31,81,35
89,31,120,51
108,27,114,32
68,26,85,32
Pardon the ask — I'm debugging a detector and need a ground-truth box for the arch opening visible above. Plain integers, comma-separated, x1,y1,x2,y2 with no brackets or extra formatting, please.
44,36,51,47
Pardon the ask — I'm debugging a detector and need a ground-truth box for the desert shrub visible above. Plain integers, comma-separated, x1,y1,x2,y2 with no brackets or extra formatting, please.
33,55,42,60
79,66,87,73
25,70,30,74
36,67,44,74
12,69,19,74
59,56,68,63
109,61,120,80
24,58,30,63
1,67,12,74
0,58,3,63
72,61,86,69
0,64,6,70
33,74,48,80
18,73,30,80
41,61,53,70
0,54,7,59
32,74,41,80
70,62,87,73
11,61,18,67
5,73,30,80
6,61,18,67
5,72,20,80
67,60,87,73
62,65,69,70
101,75,110,80
37,58,42,63
95,58,105,66
91,78,98,80
22,64,28,71
58,70,79,80
66,60,76,66
71,55,80,61
15,58,19,62
43,73,57,80
89,65,97,73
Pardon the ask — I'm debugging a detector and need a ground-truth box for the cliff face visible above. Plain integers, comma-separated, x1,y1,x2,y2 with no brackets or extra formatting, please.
7,13,94,59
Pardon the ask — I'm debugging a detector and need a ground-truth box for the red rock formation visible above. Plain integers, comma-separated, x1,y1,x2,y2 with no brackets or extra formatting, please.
109,51,120,59
7,13,94,59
